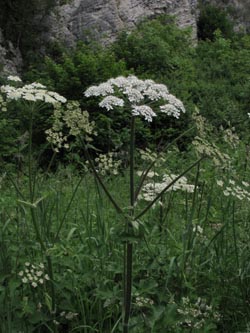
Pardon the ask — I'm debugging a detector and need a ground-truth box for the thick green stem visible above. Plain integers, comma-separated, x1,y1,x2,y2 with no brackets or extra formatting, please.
28,107,34,202
123,117,135,333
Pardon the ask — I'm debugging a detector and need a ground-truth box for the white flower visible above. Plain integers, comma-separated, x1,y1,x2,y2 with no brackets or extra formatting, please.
7,75,22,82
131,105,156,122
223,190,230,196
31,282,38,288
1,82,67,105
22,277,28,283
84,75,185,122
84,82,114,97
216,180,224,187
99,95,124,110
22,93,37,102
122,87,144,103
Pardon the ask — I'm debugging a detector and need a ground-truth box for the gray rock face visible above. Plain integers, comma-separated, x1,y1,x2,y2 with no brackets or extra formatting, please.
1,0,250,76
44,0,198,46
0,29,22,76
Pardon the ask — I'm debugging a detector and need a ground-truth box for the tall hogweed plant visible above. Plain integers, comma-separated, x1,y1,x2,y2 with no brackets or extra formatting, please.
0,75,67,318
47,75,203,332
1,74,202,332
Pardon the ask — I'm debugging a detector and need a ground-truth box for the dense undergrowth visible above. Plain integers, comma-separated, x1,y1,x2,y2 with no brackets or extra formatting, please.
1,7,250,333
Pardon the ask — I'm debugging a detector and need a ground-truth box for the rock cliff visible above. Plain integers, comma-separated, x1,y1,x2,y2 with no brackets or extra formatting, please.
1,0,250,75
0,29,22,76
43,0,198,46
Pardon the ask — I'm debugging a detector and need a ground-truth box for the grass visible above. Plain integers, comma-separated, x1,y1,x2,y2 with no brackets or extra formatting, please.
0,143,250,332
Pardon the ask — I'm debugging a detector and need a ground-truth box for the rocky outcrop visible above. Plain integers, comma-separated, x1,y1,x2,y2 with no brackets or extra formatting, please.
43,0,198,46
1,0,250,76
0,29,22,76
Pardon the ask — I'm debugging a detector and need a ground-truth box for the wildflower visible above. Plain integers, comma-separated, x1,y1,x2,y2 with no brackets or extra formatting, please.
1,81,67,105
19,262,48,287
139,173,195,203
131,105,156,122
46,101,96,152
95,152,122,176
99,95,124,110
7,75,22,82
84,82,114,97
193,225,203,234
216,180,224,187
22,277,28,283
84,75,185,122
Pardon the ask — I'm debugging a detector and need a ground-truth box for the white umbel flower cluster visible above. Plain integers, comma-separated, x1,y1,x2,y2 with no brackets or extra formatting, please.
94,152,122,176
1,81,67,105
46,101,96,152
7,75,22,82
216,178,250,201
139,173,195,202
84,75,185,122
18,262,49,288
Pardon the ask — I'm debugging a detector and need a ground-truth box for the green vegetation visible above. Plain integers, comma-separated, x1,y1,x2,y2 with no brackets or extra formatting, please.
1,9,250,333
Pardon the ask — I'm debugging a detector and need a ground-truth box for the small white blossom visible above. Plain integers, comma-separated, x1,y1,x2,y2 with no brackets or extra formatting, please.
216,180,224,187
7,75,22,82
99,95,124,110
22,277,28,283
131,105,156,122
84,82,114,97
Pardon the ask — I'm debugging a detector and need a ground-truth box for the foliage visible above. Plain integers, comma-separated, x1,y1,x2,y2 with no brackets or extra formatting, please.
197,4,234,41
0,0,57,64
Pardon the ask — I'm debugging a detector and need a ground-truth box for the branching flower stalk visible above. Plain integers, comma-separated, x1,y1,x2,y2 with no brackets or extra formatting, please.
45,75,199,331
83,75,188,332
0,76,67,314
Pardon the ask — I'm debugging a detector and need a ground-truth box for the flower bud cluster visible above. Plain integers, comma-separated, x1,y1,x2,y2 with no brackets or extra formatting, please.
175,297,220,330
94,152,121,176
18,262,49,288
84,75,185,122
46,101,96,152
193,136,230,167
216,179,250,201
221,125,239,148
135,295,154,307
